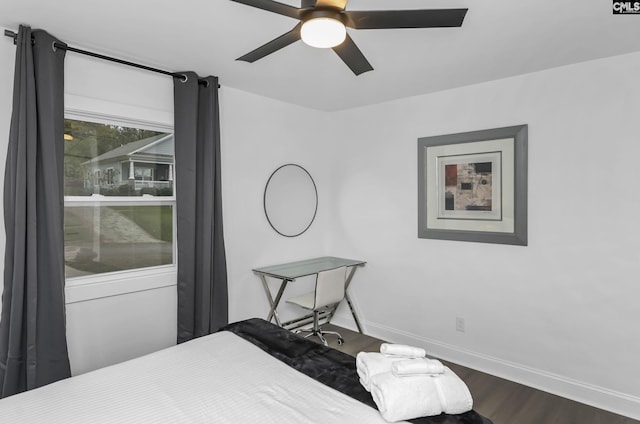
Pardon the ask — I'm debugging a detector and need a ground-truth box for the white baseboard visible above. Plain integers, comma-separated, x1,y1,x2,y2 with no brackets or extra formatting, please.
330,314,640,421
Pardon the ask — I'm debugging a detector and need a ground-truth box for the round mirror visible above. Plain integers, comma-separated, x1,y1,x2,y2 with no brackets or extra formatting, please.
264,164,318,237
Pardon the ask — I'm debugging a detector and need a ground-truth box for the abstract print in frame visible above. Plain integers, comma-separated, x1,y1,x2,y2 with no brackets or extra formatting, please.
418,125,528,245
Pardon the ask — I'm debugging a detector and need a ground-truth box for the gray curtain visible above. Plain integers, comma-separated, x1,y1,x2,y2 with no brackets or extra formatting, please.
0,25,71,397
173,73,228,343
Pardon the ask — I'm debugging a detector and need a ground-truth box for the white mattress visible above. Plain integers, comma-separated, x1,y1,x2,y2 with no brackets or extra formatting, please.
0,331,400,423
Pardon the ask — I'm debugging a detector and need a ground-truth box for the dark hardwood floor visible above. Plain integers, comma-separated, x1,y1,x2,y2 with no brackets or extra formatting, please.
319,324,638,424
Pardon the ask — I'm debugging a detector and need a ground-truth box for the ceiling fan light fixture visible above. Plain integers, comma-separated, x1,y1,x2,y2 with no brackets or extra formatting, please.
301,17,346,48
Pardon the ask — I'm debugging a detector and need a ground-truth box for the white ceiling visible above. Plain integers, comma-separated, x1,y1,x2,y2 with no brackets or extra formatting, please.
2,0,640,111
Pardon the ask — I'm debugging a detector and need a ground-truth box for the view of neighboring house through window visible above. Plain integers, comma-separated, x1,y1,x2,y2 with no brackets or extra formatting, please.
64,118,175,279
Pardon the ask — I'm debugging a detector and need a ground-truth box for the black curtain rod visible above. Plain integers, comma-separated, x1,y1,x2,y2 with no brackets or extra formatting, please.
4,29,217,87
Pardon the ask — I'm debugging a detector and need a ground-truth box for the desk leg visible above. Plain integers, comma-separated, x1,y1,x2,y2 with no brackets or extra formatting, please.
260,275,288,327
343,291,363,333
326,266,364,333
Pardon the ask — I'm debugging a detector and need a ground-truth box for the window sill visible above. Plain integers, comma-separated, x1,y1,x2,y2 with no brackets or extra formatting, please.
65,265,177,304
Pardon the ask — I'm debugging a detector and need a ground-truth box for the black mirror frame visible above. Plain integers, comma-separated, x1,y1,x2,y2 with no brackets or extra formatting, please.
263,163,318,237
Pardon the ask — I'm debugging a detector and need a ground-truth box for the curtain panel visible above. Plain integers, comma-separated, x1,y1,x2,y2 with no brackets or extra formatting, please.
173,73,228,343
0,25,71,398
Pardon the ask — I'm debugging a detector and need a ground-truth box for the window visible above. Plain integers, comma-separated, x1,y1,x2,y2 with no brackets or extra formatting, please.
64,118,175,279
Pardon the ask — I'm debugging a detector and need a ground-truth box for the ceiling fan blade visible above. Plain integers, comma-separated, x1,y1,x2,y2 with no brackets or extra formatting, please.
344,9,467,29
332,34,373,76
314,0,349,10
237,24,302,63
230,0,301,19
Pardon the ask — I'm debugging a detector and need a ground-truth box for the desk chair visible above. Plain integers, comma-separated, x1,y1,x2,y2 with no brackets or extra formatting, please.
285,266,347,346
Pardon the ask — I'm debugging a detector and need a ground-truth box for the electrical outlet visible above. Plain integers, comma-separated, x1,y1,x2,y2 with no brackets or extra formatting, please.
456,317,465,332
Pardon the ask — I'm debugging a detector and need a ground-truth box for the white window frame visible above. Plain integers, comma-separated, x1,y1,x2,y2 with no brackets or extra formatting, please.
64,105,177,304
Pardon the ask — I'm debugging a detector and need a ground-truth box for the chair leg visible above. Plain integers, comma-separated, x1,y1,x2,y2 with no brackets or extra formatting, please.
316,332,328,346
318,330,344,345
293,311,345,347
294,312,320,338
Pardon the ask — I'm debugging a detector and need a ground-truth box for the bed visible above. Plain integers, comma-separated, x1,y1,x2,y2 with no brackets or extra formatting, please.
0,318,493,423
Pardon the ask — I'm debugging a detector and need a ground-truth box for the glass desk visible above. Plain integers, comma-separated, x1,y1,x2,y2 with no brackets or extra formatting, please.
253,256,366,333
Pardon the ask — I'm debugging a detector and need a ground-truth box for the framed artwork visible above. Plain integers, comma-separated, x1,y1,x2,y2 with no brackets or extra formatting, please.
417,125,528,245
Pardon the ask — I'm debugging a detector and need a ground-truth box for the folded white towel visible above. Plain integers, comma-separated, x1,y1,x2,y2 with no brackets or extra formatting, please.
434,367,473,415
392,358,445,376
356,352,404,392
380,343,426,358
370,372,442,422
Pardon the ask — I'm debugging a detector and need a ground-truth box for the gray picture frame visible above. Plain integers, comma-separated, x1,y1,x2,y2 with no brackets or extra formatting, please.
417,125,528,246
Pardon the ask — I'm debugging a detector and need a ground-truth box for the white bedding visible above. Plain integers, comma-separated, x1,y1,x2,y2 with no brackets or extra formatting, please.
0,331,401,423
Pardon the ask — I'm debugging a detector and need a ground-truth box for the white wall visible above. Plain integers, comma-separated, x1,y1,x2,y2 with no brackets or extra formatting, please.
220,87,334,325
326,52,640,419
0,40,10,318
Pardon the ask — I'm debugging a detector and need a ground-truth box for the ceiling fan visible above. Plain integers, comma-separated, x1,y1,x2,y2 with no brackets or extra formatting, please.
230,0,468,75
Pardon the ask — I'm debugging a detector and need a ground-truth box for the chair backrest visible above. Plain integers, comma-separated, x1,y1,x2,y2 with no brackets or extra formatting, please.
313,266,347,309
